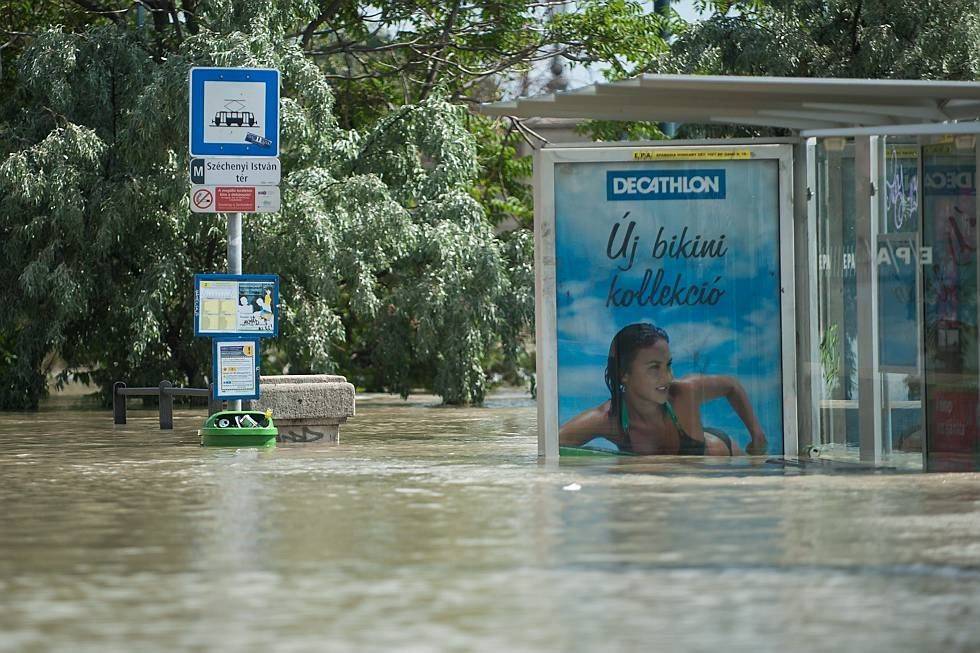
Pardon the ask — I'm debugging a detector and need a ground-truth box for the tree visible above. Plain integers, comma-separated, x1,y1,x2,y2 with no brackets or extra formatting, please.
0,1,687,409
296,1,676,126
296,1,679,236
671,0,980,79
561,0,980,141
0,3,533,408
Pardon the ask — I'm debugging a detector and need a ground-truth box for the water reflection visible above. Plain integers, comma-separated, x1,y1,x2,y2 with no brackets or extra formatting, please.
1,396,980,651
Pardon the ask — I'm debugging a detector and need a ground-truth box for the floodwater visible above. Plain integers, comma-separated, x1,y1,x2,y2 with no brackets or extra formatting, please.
2,393,980,653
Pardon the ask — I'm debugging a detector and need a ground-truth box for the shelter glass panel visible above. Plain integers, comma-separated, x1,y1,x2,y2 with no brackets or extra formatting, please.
877,139,925,464
921,138,980,471
814,140,860,457
811,138,926,468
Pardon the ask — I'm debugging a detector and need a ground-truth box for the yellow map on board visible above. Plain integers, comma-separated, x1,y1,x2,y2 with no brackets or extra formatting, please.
199,281,238,332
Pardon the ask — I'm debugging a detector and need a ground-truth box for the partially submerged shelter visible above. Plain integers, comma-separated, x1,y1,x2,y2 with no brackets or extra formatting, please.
480,74,980,471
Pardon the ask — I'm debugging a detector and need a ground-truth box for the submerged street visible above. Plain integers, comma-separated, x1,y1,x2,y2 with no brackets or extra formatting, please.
1,395,979,652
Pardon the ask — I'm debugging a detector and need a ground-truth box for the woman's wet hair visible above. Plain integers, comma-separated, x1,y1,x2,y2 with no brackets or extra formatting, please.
605,322,670,436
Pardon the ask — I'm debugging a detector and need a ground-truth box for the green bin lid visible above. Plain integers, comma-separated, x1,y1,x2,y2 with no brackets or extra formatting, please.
200,410,278,447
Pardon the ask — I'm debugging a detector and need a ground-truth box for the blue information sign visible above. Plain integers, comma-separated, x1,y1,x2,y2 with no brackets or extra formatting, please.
194,273,279,338
189,67,280,157
213,338,261,400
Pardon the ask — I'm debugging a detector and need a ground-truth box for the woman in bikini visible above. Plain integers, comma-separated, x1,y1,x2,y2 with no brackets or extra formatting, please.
559,322,768,456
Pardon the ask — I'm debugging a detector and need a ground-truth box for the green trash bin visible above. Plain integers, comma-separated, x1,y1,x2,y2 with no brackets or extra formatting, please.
200,410,277,448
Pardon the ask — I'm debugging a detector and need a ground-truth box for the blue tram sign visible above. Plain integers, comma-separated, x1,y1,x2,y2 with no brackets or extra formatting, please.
189,67,280,157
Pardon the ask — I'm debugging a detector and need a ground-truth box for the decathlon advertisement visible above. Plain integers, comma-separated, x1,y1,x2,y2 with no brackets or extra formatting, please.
550,149,791,455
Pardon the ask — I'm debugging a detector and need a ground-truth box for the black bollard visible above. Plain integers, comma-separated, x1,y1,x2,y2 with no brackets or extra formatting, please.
208,383,222,416
159,380,173,430
113,381,127,425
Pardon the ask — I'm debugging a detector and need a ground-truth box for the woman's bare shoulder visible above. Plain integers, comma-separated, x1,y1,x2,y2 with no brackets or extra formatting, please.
667,379,704,422
668,378,699,401
567,401,614,427
558,401,616,444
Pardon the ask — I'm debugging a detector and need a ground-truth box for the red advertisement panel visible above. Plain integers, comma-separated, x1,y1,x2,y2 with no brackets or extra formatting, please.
929,390,978,453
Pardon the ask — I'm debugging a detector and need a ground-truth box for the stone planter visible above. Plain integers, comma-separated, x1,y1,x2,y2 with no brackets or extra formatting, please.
249,374,355,443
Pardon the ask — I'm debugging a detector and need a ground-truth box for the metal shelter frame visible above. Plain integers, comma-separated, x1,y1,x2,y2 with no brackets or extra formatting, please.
481,74,980,134
480,74,980,464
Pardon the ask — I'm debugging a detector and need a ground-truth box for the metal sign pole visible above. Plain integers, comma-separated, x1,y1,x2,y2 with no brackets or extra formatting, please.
228,211,243,410
228,212,242,274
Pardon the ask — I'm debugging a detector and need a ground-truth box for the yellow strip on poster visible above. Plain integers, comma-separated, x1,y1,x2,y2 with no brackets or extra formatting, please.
633,149,752,161
922,142,956,155
886,146,919,160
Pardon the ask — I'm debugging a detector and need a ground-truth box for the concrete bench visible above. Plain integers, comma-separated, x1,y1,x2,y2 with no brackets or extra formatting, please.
249,374,355,443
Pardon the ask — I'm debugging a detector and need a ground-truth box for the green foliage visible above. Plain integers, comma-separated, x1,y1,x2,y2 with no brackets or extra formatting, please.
0,3,534,408
583,0,980,138
549,0,676,78
575,120,666,143
467,114,533,230
660,0,980,80
819,323,840,394
304,1,676,128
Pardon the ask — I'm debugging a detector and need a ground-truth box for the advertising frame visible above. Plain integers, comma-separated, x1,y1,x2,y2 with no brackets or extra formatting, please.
533,143,798,458
193,273,280,338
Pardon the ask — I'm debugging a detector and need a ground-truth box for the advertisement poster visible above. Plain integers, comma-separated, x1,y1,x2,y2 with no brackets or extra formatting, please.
928,389,978,461
878,145,920,371
551,151,787,456
877,235,920,371
884,145,919,235
214,339,260,400
922,147,978,465
922,150,977,377
195,274,279,337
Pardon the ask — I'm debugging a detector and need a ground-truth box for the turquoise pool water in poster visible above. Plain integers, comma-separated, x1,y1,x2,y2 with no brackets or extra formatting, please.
554,158,784,455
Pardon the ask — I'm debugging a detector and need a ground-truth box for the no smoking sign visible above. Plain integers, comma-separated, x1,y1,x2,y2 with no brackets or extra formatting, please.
193,188,214,210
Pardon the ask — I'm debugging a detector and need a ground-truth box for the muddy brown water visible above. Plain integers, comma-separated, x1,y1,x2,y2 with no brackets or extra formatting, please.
1,393,979,652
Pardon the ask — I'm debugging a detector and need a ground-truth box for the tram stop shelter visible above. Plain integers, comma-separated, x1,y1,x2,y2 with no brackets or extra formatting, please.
480,74,980,471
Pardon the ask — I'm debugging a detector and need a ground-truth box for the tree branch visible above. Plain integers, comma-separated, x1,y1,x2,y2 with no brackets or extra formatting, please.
301,0,344,50
67,0,123,23
419,1,461,101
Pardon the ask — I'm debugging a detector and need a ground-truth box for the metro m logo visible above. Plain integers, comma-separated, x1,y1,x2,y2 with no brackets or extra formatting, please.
190,158,206,185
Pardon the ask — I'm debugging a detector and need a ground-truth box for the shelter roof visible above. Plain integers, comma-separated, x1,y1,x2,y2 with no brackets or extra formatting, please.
478,74,980,136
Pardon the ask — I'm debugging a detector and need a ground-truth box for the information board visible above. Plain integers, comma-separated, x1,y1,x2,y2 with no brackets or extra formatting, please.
213,339,260,400
194,274,279,337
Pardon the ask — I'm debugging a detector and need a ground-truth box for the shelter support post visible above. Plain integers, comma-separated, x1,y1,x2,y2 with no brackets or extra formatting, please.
854,136,883,463
794,140,818,453
533,150,559,460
